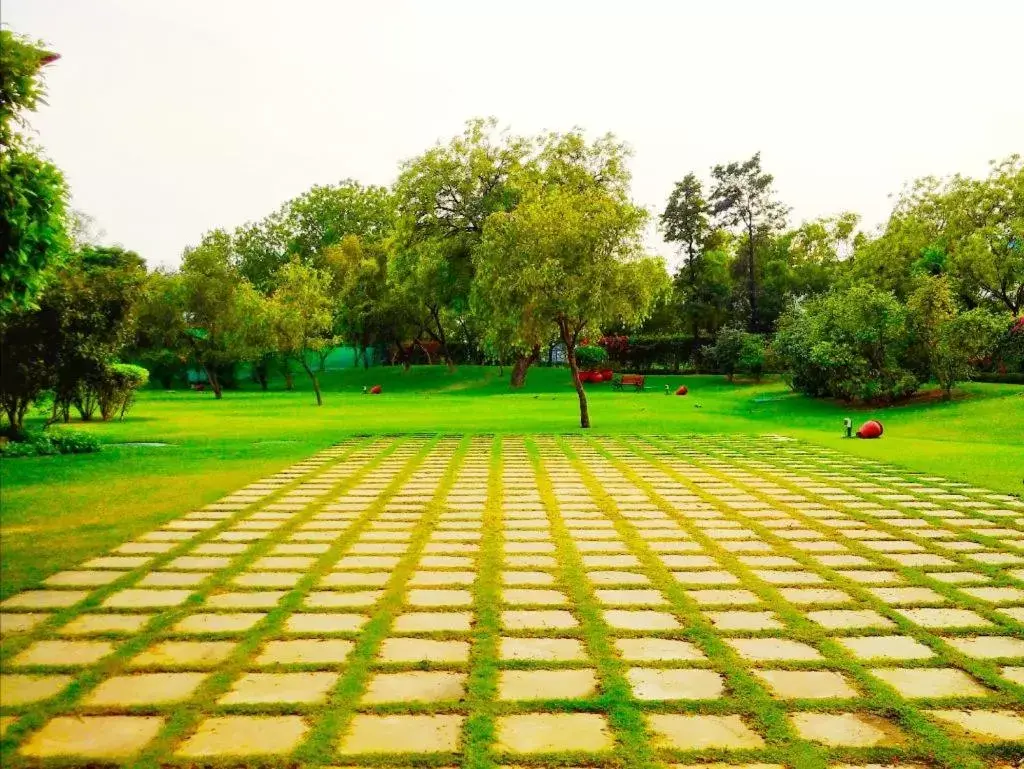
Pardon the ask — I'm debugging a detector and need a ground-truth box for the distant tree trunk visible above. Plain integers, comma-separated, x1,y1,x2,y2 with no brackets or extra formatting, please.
393,338,413,371
558,318,589,428
203,364,223,399
746,220,759,332
510,344,542,388
301,359,323,406
425,305,455,371
317,347,332,373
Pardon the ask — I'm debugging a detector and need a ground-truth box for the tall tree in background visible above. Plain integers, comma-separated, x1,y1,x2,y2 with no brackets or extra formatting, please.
476,131,668,427
708,153,788,332
0,30,70,314
179,230,268,399
269,259,334,406
661,173,710,283
391,118,531,370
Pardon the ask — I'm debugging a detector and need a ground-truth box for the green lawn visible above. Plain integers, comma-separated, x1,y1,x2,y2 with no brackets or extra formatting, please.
2,365,1022,598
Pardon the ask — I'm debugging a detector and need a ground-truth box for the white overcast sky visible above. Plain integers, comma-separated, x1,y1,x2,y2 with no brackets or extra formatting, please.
5,0,1023,269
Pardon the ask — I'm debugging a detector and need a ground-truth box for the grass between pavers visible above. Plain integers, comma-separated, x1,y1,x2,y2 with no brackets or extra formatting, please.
3,433,1024,768
3,367,1022,602
592,437,966,767
0,436,381,767
609,433,1023,768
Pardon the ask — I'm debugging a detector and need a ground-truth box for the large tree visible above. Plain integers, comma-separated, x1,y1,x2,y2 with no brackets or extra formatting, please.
179,230,268,398
269,259,334,405
1,30,70,315
708,153,788,332
391,118,531,370
476,131,668,427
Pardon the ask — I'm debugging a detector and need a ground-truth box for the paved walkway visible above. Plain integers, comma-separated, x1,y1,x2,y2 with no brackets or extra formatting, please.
1,434,1023,767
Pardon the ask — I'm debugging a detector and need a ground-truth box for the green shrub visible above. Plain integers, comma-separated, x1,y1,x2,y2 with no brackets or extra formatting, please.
0,429,100,458
772,284,921,402
96,363,149,421
711,327,766,382
574,344,608,369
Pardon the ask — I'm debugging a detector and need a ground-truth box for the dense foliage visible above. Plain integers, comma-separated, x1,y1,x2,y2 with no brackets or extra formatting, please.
0,25,1019,432
0,30,70,315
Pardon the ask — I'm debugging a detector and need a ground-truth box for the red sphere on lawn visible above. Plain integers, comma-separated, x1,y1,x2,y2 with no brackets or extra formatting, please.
856,419,883,438
369,384,382,394
675,385,688,396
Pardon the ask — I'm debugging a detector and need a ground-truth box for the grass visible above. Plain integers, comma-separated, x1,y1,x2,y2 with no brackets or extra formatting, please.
1,365,1022,600
1,433,1023,768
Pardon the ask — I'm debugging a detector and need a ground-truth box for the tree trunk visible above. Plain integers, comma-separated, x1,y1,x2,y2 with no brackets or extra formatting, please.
510,344,542,388
204,365,223,399
301,360,323,406
426,306,455,372
559,320,590,428
746,222,759,332
317,349,330,373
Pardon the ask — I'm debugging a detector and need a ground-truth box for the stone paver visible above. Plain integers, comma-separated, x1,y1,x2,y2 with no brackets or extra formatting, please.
4,435,1023,768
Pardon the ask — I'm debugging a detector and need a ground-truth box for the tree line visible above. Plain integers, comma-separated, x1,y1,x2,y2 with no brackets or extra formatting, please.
2,29,1022,432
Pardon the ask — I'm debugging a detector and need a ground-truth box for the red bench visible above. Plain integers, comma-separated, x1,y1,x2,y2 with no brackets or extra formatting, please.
613,374,646,391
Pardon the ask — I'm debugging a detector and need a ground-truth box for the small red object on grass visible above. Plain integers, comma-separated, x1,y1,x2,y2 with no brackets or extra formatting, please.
856,419,883,438
675,385,688,396
369,384,382,394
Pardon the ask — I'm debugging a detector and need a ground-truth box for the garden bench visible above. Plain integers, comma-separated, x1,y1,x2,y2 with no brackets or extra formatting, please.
613,374,646,391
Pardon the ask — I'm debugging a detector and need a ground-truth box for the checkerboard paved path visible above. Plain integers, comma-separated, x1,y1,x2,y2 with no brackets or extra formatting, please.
2,434,1023,768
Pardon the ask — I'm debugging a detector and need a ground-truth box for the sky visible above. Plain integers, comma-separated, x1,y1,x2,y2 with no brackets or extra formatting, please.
5,0,1023,270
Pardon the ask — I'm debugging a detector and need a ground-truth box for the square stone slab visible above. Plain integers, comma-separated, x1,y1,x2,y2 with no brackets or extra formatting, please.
284,613,367,634
944,636,1024,659
594,589,666,606
838,635,935,661
407,589,473,607
177,715,308,756
706,611,783,631
59,614,152,636
220,672,339,704
44,570,122,587
137,571,210,588
84,672,208,705
340,713,464,754
687,589,760,606
603,610,680,631
628,668,724,700
502,610,578,630
12,640,114,667
306,591,383,609
807,609,895,630
393,612,472,633
129,640,237,668
647,714,765,750
615,638,705,661
499,669,597,700
791,712,902,746
897,608,993,629
496,713,613,753
925,709,1024,741
2,590,88,610
256,639,353,666
102,589,192,609
19,716,165,758
0,674,73,705
870,667,990,697
378,638,470,663
727,638,822,661
363,671,467,703
172,612,265,634
205,591,285,609
0,613,50,634
500,637,588,661
754,670,858,699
